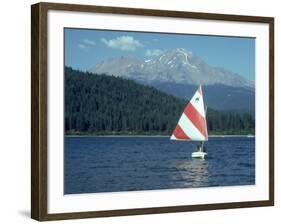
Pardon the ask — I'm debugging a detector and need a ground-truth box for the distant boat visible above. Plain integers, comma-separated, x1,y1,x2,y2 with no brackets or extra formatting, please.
170,85,208,159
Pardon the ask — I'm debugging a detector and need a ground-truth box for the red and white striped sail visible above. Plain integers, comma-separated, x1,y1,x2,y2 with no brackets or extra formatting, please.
170,85,208,141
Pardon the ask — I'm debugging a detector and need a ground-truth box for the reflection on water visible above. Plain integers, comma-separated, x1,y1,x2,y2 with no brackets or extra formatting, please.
175,159,209,188
64,137,255,194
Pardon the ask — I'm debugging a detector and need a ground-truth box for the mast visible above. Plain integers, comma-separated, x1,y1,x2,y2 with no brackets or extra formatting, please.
201,105,208,152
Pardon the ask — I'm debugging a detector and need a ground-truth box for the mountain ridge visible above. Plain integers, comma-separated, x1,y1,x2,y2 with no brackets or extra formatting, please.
89,48,254,89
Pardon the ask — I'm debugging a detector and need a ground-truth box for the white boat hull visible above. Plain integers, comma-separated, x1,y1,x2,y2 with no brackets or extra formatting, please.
191,151,207,159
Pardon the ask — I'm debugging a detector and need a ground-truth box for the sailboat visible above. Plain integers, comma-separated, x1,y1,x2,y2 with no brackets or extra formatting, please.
170,85,208,159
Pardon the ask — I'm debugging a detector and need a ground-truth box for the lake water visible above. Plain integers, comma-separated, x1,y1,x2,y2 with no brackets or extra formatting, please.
64,136,255,194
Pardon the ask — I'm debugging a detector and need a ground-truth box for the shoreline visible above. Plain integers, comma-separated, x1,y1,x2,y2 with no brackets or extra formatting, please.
65,134,255,138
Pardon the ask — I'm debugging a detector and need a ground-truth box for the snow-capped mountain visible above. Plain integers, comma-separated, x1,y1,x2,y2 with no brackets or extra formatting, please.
89,48,254,89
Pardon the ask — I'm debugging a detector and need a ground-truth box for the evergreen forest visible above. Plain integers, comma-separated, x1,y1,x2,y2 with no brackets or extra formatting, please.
65,67,255,135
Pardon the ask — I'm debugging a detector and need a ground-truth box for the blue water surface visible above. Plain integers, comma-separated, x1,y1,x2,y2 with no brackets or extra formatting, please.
64,136,255,194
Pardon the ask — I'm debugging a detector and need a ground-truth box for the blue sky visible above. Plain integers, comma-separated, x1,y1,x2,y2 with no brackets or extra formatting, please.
65,28,255,81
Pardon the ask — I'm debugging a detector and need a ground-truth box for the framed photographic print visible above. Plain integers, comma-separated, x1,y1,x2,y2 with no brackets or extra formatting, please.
31,2,274,221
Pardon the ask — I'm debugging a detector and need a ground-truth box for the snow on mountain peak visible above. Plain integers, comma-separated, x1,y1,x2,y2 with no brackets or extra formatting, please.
89,48,253,89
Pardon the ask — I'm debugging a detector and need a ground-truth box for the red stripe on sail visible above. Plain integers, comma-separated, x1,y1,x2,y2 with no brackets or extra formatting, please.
172,124,190,140
184,103,207,138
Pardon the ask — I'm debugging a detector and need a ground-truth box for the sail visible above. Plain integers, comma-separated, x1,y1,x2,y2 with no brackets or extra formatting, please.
170,85,208,141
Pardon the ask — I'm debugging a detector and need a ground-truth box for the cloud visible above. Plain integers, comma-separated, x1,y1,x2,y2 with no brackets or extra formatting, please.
78,44,86,49
78,39,95,50
101,36,143,51
83,39,95,46
145,49,164,57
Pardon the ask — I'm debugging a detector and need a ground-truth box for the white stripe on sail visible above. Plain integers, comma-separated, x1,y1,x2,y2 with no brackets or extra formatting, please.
190,90,205,118
178,113,206,141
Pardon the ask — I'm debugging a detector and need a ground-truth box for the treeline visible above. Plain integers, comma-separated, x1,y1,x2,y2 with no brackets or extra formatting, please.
207,109,254,135
65,67,255,135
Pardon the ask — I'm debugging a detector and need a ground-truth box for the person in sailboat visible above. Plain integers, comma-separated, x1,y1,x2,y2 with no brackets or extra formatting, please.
196,144,206,153
196,144,201,152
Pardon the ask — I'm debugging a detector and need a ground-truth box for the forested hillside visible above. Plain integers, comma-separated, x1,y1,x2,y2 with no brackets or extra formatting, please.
65,67,255,135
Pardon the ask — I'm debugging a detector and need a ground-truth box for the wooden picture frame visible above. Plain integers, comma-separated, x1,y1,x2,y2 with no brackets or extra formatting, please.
31,2,274,221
